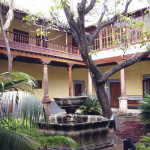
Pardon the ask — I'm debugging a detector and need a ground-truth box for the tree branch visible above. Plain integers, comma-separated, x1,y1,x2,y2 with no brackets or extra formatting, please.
91,0,132,43
81,0,87,8
3,0,14,31
103,49,150,82
0,3,12,74
85,0,96,15
63,2,81,47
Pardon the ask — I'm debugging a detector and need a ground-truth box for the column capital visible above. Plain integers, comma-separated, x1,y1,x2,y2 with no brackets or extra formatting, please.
41,59,52,65
5,54,17,59
67,63,74,69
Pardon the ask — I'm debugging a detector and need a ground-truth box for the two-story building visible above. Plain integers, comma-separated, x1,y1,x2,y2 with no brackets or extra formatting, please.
0,4,150,114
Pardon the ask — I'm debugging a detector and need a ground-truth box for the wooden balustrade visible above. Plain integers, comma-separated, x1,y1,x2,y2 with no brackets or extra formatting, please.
6,31,80,56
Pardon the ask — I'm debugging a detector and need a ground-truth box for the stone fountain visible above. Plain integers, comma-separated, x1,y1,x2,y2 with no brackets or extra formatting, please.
38,96,116,149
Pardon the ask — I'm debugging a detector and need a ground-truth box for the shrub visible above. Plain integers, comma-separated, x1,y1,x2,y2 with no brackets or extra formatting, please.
136,133,150,150
80,94,102,115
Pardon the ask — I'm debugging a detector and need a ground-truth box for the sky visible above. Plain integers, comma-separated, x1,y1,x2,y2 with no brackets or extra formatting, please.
12,0,149,13
5,0,150,25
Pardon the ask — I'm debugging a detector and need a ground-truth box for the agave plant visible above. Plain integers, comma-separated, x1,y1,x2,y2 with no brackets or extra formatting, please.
80,94,102,115
139,94,150,125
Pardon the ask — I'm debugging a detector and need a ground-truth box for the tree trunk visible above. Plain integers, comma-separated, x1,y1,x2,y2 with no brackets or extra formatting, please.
0,4,12,74
90,71,112,118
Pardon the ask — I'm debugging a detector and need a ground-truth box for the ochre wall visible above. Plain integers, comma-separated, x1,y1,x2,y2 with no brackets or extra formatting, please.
99,65,120,79
99,61,150,96
125,61,150,95
1,59,150,100
6,15,72,46
0,60,88,101
0,60,69,101
72,68,88,94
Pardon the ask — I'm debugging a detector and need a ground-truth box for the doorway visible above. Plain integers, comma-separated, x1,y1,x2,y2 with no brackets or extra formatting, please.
110,82,121,108
73,81,85,96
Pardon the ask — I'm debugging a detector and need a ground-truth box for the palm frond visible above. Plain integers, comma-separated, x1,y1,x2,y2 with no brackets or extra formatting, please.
0,130,38,150
0,72,38,93
0,91,48,126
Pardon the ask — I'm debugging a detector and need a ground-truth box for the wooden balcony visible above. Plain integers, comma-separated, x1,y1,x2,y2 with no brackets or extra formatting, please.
0,31,82,61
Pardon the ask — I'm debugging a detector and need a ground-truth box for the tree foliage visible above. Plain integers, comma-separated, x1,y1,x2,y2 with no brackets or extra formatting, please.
21,0,150,118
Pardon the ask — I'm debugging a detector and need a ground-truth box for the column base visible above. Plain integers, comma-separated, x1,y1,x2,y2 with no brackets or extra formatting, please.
118,97,128,113
42,96,51,116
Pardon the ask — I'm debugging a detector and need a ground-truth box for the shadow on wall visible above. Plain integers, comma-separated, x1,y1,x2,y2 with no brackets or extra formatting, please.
51,101,65,114
0,102,65,116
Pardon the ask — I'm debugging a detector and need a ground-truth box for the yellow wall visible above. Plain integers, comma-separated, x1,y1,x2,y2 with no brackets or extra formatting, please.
6,15,72,46
0,60,69,101
1,58,150,101
0,60,89,101
72,68,88,93
99,65,120,79
98,61,150,96
125,61,150,95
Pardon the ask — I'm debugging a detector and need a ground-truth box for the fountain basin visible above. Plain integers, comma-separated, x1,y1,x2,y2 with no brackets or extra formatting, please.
38,115,115,149
53,96,87,114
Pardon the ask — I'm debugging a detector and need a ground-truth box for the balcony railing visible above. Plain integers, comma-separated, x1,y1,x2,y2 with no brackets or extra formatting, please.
0,31,82,61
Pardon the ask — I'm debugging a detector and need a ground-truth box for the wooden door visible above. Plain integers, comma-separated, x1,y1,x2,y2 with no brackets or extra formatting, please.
110,82,121,108
75,84,82,96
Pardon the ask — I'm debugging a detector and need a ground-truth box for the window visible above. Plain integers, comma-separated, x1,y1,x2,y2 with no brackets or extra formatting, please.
36,35,48,48
121,26,127,44
94,35,100,50
102,27,107,48
115,26,121,45
143,79,150,95
136,16,143,41
13,29,29,44
114,21,127,46
35,80,42,89
107,26,113,47
145,14,150,39
145,14,150,28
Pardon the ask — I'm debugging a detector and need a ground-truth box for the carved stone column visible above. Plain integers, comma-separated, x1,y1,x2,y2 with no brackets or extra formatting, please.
118,68,128,113
68,64,73,96
41,60,51,116
88,70,92,94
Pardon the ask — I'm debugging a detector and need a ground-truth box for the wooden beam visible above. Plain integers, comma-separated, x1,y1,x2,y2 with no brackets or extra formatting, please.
95,52,150,65
0,49,85,66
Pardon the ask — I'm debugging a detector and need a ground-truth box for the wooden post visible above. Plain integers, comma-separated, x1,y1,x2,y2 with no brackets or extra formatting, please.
66,32,68,46
120,68,126,97
100,31,102,50
41,60,51,116
65,32,68,52
68,63,73,96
